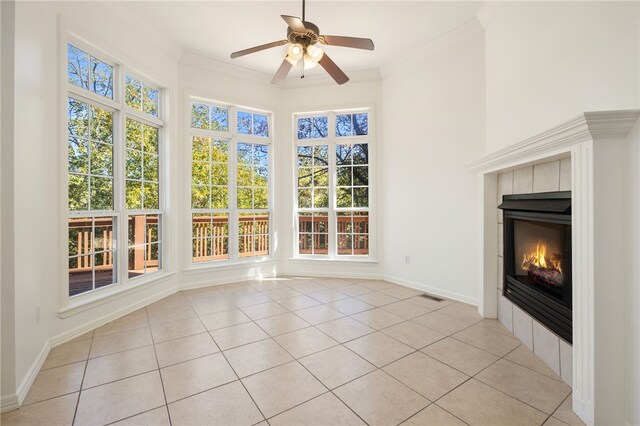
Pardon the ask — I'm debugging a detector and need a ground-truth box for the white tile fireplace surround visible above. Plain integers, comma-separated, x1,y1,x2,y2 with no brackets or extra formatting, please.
468,110,640,426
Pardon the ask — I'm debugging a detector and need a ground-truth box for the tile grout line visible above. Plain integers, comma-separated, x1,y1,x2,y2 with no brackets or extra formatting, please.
71,330,94,426
189,295,270,425
144,305,173,426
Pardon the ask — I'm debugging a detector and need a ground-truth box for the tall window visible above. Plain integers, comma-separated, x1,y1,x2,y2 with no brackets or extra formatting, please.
190,101,271,264
67,41,165,298
295,110,371,258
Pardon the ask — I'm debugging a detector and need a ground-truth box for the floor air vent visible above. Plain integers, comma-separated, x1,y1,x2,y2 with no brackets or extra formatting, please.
420,293,444,302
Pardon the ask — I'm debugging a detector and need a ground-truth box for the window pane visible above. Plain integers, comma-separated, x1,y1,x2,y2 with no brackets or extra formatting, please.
336,145,352,165
94,252,115,289
192,162,209,185
143,85,159,117
337,212,369,256
67,44,89,89
143,182,159,209
313,167,328,186
211,164,228,186
311,116,328,138
298,117,311,139
211,107,228,131
336,187,352,208
68,216,117,296
337,166,351,186
313,145,328,165
68,98,89,137
354,113,368,135
68,137,89,174
254,145,268,166
352,144,368,164
313,188,329,208
90,177,113,210
128,214,162,278
237,111,251,134
143,154,159,182
237,143,252,164
126,149,143,180
239,213,269,258
90,105,113,143
253,114,269,137
125,76,142,110
237,188,252,209
254,188,268,209
297,146,312,167
90,57,113,99
94,217,114,252
90,142,113,176
126,181,143,209
143,125,159,154
192,137,209,161
192,186,209,209
211,186,228,209
353,166,368,186
192,214,229,262
298,167,312,187
353,187,369,208
211,140,228,162
336,114,353,136
192,103,210,129
126,119,143,150
254,167,268,187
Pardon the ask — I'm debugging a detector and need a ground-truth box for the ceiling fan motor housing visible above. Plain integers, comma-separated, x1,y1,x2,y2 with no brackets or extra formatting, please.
287,22,320,46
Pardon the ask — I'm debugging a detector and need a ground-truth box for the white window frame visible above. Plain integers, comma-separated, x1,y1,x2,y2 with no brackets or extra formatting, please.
186,96,274,269
59,27,170,315
293,107,375,261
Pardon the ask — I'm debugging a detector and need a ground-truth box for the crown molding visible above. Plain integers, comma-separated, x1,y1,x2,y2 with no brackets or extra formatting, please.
379,17,484,79
467,110,640,173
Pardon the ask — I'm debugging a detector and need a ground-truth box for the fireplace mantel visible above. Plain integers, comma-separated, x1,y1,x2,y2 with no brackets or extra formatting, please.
468,110,640,426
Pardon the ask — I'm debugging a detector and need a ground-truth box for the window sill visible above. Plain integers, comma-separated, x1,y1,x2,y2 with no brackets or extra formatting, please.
288,256,378,264
58,271,176,318
183,257,278,275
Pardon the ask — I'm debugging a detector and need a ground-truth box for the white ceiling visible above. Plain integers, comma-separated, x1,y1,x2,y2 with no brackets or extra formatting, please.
122,1,484,77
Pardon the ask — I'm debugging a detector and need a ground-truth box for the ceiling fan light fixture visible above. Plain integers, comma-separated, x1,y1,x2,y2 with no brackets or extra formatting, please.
302,53,318,69
287,43,304,61
306,44,324,63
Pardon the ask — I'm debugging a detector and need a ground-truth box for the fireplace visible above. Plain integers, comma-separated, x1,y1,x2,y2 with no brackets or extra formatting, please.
499,191,572,343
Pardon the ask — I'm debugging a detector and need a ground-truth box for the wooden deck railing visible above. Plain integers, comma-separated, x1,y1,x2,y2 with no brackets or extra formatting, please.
192,214,269,262
298,215,369,255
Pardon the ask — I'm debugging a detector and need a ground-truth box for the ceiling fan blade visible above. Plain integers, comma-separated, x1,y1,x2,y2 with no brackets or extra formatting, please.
318,53,349,85
271,58,293,84
319,35,375,51
281,15,307,33
230,40,288,59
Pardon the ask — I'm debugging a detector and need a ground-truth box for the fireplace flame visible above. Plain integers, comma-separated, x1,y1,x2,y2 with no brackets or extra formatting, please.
521,242,562,274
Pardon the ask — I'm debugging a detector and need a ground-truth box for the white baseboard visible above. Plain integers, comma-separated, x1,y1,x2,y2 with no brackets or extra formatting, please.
383,274,479,306
179,273,274,291
280,269,381,281
0,393,19,413
2,284,179,413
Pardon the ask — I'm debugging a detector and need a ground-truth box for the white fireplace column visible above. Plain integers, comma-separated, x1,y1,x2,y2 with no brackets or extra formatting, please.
468,110,640,426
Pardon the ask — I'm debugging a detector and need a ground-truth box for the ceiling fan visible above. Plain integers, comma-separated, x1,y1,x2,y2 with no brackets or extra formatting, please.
229,0,375,85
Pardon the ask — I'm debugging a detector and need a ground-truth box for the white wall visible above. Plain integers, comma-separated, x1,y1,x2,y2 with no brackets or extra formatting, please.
380,20,486,304
485,2,640,151
6,0,181,407
1,0,17,410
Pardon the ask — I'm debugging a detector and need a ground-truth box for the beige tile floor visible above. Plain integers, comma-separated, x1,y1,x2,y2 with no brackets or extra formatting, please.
1,277,585,426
